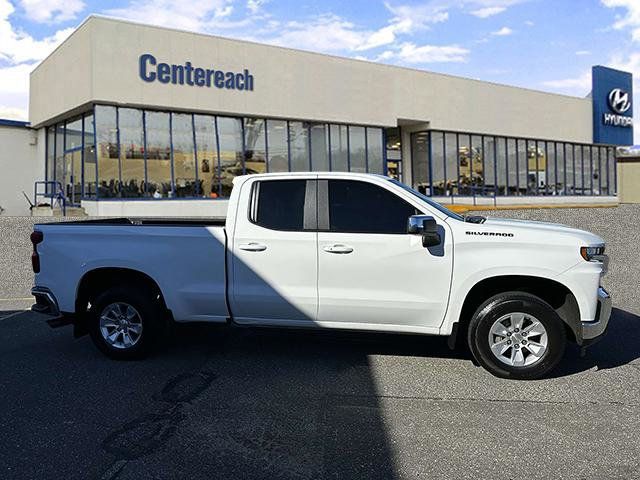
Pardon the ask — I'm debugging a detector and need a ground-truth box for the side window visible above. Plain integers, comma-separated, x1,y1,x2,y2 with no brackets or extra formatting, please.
328,180,417,234
252,180,307,231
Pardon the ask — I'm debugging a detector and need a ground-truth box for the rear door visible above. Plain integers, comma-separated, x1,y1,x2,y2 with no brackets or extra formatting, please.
316,178,452,331
230,177,318,324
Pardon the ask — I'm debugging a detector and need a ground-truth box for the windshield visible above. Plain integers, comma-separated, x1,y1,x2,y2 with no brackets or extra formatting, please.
387,178,464,221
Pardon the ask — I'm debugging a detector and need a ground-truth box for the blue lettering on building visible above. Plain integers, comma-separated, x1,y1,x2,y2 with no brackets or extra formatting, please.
139,53,254,91
592,65,633,146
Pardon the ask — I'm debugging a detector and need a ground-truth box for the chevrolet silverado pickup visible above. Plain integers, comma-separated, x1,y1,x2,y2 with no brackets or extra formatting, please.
31,173,611,379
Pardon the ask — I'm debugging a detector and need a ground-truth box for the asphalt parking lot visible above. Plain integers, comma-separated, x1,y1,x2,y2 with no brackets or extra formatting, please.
1,207,640,480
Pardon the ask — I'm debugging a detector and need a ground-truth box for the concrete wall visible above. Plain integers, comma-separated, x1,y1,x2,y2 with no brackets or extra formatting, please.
81,198,229,217
80,192,620,218
29,22,94,127
617,158,640,204
31,16,593,143
0,125,40,216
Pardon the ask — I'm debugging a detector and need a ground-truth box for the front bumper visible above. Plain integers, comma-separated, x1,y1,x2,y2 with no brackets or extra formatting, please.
580,287,612,346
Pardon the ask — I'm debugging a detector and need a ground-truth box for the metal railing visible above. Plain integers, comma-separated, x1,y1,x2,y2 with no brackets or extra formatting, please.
34,181,66,216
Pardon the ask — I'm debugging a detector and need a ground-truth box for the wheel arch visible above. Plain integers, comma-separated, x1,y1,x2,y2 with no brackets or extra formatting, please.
451,275,581,348
75,267,169,317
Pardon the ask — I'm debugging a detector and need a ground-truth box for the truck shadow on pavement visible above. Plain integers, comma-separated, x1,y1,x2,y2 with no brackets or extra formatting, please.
164,305,640,378
550,307,640,378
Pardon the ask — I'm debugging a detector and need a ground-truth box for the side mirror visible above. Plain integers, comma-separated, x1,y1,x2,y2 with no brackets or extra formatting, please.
407,215,441,247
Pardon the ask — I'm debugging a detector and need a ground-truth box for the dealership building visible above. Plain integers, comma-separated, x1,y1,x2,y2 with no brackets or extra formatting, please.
0,15,635,217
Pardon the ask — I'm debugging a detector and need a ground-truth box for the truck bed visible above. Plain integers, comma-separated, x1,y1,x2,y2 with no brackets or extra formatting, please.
34,219,229,322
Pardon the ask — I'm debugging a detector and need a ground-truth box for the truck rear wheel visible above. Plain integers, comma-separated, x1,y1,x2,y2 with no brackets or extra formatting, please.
467,292,566,380
88,285,166,360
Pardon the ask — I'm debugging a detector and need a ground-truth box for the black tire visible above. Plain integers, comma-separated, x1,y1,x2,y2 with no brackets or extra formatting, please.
88,285,166,360
467,291,566,380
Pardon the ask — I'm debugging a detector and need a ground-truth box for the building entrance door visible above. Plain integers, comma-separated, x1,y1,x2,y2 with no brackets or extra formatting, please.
64,148,82,206
385,127,402,181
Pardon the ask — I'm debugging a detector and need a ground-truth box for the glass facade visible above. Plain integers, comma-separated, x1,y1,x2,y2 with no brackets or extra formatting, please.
54,124,64,196
194,115,217,197
50,105,385,201
244,118,267,175
411,130,617,197
288,121,310,172
172,113,197,197
266,119,288,173
348,126,366,173
367,128,384,175
95,105,119,198
45,126,55,194
83,113,96,199
330,124,349,172
410,132,430,195
44,106,617,203
217,116,244,197
145,111,172,198
119,108,145,198
310,123,330,171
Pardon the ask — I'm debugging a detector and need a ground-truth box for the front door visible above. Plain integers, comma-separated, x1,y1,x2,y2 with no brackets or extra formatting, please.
317,178,452,330
230,177,318,324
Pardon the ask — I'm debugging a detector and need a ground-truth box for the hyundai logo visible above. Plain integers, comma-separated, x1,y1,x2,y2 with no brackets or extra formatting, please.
608,88,631,114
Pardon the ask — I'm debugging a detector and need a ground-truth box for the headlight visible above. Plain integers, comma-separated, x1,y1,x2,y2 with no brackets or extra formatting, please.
580,245,605,261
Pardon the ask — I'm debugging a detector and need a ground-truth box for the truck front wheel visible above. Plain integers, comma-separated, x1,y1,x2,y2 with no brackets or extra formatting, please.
88,285,165,360
467,292,566,380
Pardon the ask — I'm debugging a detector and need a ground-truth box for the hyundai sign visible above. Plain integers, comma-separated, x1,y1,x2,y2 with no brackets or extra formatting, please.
592,65,633,145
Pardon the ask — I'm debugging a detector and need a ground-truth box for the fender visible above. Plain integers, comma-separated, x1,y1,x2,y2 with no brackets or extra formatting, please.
439,269,583,342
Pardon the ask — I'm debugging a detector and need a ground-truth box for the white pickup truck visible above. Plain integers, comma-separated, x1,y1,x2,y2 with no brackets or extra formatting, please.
31,172,611,379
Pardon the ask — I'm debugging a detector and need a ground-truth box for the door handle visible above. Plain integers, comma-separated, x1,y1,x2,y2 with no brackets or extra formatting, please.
239,242,267,252
323,244,354,254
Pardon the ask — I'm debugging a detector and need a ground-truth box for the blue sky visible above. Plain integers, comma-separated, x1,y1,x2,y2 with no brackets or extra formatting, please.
0,0,638,140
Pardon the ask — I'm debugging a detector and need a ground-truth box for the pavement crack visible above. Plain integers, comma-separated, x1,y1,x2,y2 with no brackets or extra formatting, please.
99,369,217,472
102,404,184,461
98,459,128,480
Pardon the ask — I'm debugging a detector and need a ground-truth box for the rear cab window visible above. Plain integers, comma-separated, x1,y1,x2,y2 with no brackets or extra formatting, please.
249,179,316,231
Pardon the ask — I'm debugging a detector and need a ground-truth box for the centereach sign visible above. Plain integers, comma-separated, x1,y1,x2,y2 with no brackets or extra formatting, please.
139,53,254,91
